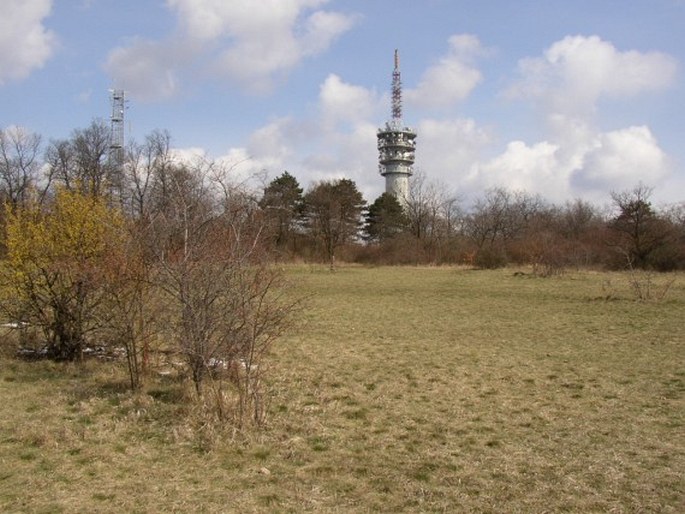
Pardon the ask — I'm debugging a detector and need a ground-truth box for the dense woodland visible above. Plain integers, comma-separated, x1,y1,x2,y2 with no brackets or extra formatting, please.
1,121,684,421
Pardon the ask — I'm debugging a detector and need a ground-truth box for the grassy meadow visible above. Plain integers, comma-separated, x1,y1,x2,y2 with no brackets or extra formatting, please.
0,266,683,512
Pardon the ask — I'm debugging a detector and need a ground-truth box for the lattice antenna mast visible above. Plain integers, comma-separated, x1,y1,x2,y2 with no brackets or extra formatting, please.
107,89,127,203
109,89,125,170
391,49,402,121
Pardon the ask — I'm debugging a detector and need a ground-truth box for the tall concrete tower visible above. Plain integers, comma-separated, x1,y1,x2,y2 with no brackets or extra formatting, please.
377,49,416,204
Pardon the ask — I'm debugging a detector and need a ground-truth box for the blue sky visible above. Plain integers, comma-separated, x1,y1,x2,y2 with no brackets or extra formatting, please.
2,0,684,207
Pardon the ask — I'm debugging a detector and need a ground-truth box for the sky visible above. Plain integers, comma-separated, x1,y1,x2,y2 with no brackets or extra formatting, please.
2,0,684,208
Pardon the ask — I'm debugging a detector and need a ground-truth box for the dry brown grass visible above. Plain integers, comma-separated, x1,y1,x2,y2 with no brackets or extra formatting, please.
0,266,683,512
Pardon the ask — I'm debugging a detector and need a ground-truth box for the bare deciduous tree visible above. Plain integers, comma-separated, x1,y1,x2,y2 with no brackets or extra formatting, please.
0,126,42,210
403,171,462,262
44,120,116,198
465,187,543,267
124,130,174,220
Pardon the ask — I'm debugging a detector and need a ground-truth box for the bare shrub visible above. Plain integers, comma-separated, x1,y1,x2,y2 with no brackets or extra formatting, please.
100,233,158,391
626,266,675,302
143,159,299,427
474,243,508,269
525,233,568,277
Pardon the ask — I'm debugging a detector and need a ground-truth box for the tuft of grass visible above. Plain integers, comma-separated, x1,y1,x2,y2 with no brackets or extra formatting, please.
0,266,682,512
252,447,271,460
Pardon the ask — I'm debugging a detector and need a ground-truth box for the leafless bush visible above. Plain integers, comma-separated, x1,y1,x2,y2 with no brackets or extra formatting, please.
474,244,508,269
626,267,675,302
142,159,299,427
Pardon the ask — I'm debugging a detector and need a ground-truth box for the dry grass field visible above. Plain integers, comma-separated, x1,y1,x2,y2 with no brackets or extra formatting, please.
0,266,683,512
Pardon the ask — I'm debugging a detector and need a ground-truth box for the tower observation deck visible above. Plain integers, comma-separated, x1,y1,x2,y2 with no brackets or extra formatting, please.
377,49,416,204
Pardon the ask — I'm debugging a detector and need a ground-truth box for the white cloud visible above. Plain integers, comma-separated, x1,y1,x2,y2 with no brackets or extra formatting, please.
104,38,190,101
319,74,378,126
325,121,379,190
468,35,679,203
168,146,207,164
508,35,678,117
107,1,356,98
168,0,326,41
165,0,357,93
459,124,671,205
405,34,484,109
0,0,56,85
300,10,358,55
308,78,383,194
415,118,491,184
247,118,298,165
477,140,565,199
573,125,670,193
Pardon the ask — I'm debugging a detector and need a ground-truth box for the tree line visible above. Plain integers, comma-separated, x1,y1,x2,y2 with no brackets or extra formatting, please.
262,170,685,275
2,122,684,275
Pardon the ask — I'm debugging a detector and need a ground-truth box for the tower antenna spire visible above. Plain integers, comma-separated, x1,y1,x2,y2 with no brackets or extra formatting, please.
392,48,402,121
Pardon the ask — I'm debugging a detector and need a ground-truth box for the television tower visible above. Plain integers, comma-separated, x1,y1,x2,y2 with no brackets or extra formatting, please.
377,49,416,204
